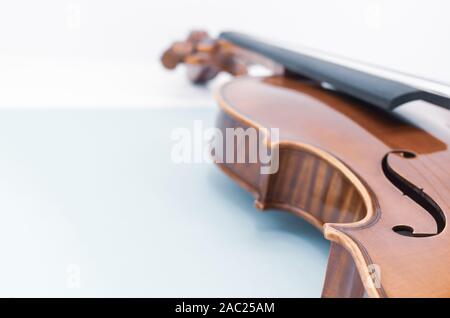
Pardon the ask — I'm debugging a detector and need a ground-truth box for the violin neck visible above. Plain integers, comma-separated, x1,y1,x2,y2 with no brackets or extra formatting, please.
220,32,450,112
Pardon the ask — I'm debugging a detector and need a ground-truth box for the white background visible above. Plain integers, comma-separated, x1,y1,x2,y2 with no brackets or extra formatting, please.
0,0,449,297
0,0,449,108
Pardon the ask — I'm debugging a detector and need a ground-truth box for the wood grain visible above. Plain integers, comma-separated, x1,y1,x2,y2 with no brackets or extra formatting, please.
214,75,450,297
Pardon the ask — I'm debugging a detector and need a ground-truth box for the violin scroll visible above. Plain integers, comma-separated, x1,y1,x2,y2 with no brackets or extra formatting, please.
161,30,248,83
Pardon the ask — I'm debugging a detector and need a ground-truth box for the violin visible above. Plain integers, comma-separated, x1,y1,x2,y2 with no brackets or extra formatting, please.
161,31,450,297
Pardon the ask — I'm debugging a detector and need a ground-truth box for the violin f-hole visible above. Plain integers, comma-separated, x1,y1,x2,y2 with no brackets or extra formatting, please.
382,150,446,237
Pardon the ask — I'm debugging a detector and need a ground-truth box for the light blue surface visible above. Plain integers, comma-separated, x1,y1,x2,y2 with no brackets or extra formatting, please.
0,107,329,297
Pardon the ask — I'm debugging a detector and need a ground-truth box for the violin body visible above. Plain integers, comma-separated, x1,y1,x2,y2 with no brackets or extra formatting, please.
162,31,450,297
215,76,450,297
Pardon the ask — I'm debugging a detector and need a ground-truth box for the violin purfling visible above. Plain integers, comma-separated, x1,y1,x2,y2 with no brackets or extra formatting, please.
162,31,450,298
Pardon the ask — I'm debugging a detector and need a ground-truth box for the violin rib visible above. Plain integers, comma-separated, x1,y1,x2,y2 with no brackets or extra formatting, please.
214,75,450,298
161,31,450,297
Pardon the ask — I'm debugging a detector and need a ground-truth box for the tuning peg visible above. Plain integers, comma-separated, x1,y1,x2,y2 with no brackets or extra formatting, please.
187,30,210,44
161,41,193,70
226,60,247,76
185,52,212,65
196,38,217,53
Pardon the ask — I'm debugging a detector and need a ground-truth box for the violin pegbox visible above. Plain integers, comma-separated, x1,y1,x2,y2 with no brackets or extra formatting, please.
161,30,248,83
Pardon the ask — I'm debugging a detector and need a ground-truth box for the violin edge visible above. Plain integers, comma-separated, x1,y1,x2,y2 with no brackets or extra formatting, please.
214,78,386,298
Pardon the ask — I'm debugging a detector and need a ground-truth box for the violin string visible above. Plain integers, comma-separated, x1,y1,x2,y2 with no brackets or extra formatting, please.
403,155,450,208
421,153,450,190
422,153,450,199
406,158,447,197
428,152,450,178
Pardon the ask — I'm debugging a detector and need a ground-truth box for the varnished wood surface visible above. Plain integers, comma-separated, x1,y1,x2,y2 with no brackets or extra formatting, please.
322,242,365,298
161,31,284,83
214,75,450,297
